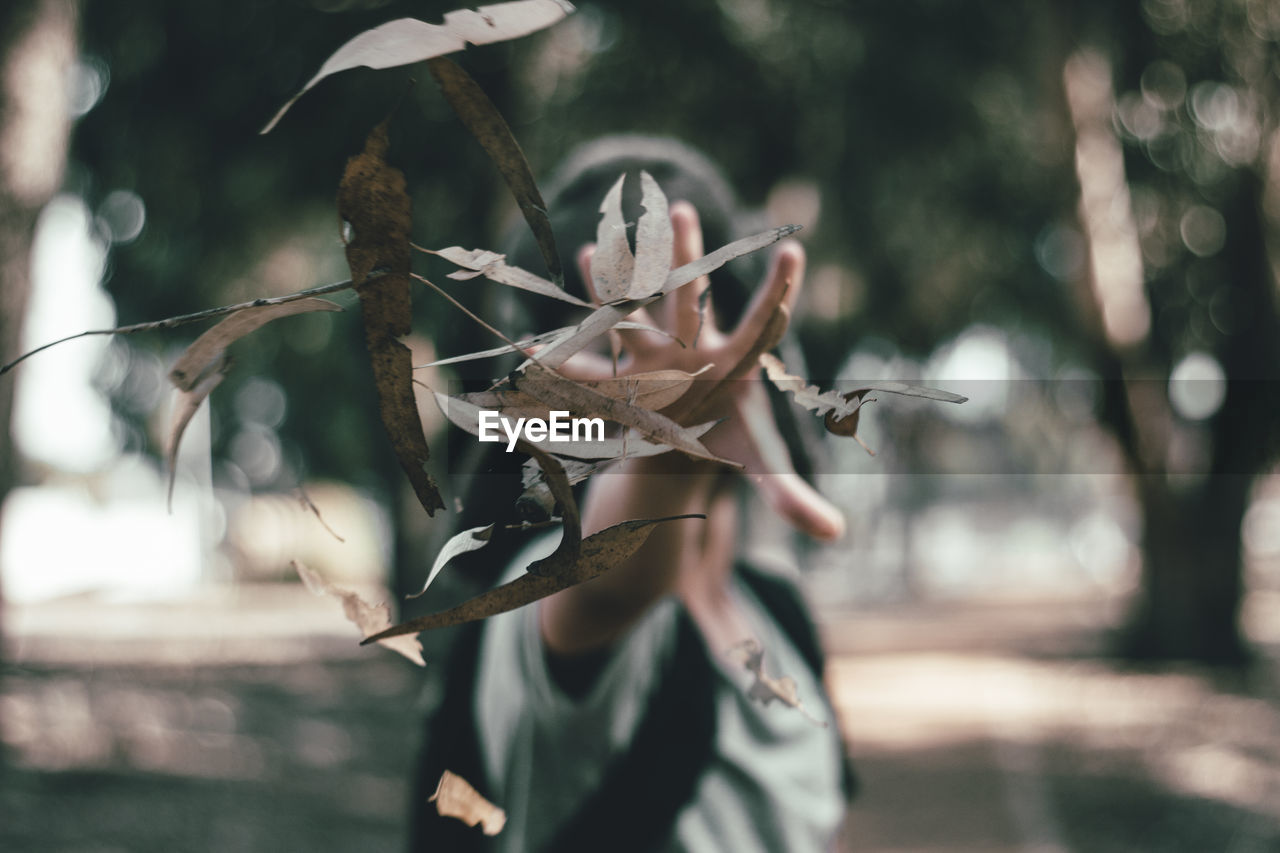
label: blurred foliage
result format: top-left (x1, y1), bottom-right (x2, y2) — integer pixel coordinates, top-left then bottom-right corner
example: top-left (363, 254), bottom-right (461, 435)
top-left (67, 0), bottom-right (1280, 656)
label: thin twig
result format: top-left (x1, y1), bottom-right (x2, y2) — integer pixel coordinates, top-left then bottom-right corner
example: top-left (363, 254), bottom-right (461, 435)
top-left (411, 272), bottom-right (520, 349)
top-left (1, 278), bottom-right (355, 377)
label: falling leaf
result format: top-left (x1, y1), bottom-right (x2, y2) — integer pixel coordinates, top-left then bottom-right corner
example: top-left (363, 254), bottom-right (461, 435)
top-left (628, 172), bottom-right (673, 299)
top-left (261, 0), bottom-right (575, 133)
top-left (758, 352), bottom-right (967, 435)
top-left (430, 770), bottom-right (507, 836)
top-left (339, 119), bottom-right (444, 516)
top-left (166, 356), bottom-right (229, 510)
top-left (727, 639), bottom-right (826, 728)
top-left (407, 524), bottom-right (495, 599)
top-left (362, 514), bottom-right (699, 642)
top-left (589, 175), bottom-right (633, 303)
top-left (429, 247), bottom-right (589, 306)
top-left (426, 57), bottom-right (564, 285)
top-left (294, 560), bottom-right (425, 666)
top-left (168, 298), bottom-right (343, 392)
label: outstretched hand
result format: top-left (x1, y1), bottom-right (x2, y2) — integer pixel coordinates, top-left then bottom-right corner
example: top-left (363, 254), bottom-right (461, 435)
top-left (563, 201), bottom-right (845, 542)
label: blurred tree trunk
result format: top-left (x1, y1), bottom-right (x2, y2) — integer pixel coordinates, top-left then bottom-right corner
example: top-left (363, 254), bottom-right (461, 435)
top-left (0, 0), bottom-right (77, 745)
top-left (1061, 0), bottom-right (1280, 661)
top-left (1119, 171), bottom-right (1280, 662)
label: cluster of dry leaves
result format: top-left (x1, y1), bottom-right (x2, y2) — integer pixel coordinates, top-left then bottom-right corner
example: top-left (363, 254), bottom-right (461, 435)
top-left (3, 0), bottom-right (964, 835)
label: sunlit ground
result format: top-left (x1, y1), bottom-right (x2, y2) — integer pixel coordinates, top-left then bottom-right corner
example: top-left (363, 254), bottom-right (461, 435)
top-left (4, 583), bottom-right (1280, 852)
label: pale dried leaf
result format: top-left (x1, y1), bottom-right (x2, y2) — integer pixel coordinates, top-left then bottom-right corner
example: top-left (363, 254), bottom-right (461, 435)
top-left (294, 561), bottom-right (425, 666)
top-left (663, 225), bottom-right (801, 294)
top-left (628, 171), bottom-right (673, 299)
top-left (262, 0), bottom-right (575, 133)
top-left (431, 247), bottom-right (589, 306)
top-left (430, 771), bottom-right (507, 836)
top-left (168, 298), bottom-right (342, 392)
top-left (728, 639), bottom-right (826, 727)
top-left (166, 357), bottom-right (229, 510)
top-left (407, 524), bottom-right (494, 599)
top-left (362, 514), bottom-right (697, 641)
top-left (759, 352), bottom-right (967, 431)
top-left (590, 175), bottom-right (633, 303)
top-left (577, 366), bottom-right (709, 411)
top-left (526, 226), bottom-right (799, 371)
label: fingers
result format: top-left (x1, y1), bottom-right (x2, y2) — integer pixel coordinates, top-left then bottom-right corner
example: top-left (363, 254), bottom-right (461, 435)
top-left (726, 240), bottom-right (805, 359)
top-left (704, 383), bottom-right (845, 541)
top-left (735, 398), bottom-right (845, 541)
top-left (669, 202), bottom-right (712, 344)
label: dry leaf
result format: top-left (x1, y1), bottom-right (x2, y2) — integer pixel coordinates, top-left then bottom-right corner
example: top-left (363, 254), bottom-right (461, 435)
top-left (758, 352), bottom-right (967, 438)
top-left (727, 639), bottom-right (826, 728)
top-left (362, 514), bottom-right (698, 642)
top-left (339, 119), bottom-right (444, 516)
top-left (407, 524), bottom-right (494, 599)
top-left (261, 0), bottom-right (575, 133)
top-left (430, 247), bottom-right (589, 306)
top-left (294, 560), bottom-right (426, 665)
top-left (628, 171), bottom-right (673, 299)
top-left (589, 175), bottom-right (633, 303)
top-left (430, 770), bottom-right (507, 836)
top-left (168, 298), bottom-right (343, 392)
top-left (166, 356), bottom-right (229, 509)
top-left (526, 225), bottom-right (800, 371)
top-left (427, 57), bottom-right (564, 285)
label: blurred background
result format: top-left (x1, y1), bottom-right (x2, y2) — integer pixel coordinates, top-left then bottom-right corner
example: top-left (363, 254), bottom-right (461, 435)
top-left (2, 0), bottom-right (1279, 850)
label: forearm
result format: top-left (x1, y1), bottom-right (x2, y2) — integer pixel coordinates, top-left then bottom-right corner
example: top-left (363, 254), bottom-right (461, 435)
top-left (539, 453), bottom-right (723, 654)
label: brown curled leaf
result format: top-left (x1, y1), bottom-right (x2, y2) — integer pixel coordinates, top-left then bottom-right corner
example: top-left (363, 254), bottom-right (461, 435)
top-left (261, 0), bottom-right (575, 133)
top-left (361, 514), bottom-right (701, 642)
top-left (427, 56), bottom-right (564, 285)
top-left (339, 119), bottom-right (444, 515)
top-left (294, 560), bottom-right (425, 666)
top-left (168, 298), bottom-right (343, 392)
top-left (430, 771), bottom-right (507, 836)
top-left (166, 355), bottom-right (229, 510)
